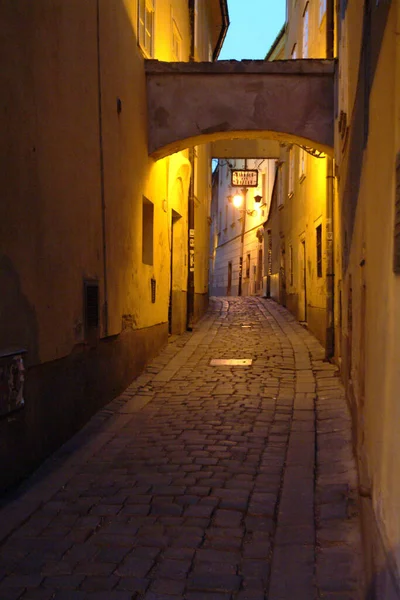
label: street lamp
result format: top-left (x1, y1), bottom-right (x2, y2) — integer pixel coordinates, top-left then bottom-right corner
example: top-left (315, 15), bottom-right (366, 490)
top-left (232, 193), bottom-right (244, 208)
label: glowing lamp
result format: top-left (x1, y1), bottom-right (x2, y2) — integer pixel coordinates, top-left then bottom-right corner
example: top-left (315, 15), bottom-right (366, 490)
top-left (232, 194), bottom-right (244, 208)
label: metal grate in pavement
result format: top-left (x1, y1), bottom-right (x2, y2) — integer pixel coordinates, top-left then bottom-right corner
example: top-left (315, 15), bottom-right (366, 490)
top-left (210, 358), bottom-right (253, 366)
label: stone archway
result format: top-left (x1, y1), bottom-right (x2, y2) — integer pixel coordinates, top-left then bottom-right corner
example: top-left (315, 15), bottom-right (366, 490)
top-left (145, 59), bottom-right (335, 159)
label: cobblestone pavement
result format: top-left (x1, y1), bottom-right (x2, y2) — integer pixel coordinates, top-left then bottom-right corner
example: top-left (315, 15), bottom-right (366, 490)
top-left (0, 298), bottom-right (364, 600)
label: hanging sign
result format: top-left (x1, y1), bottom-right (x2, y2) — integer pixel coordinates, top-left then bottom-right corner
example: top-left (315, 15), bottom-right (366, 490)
top-left (231, 169), bottom-right (258, 187)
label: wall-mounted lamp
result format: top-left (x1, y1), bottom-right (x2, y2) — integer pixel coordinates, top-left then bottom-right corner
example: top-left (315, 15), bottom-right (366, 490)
top-left (232, 193), bottom-right (244, 208)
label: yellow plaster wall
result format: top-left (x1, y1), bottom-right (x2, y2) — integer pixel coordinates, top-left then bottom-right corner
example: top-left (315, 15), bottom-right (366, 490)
top-left (338, 0), bottom-right (400, 576)
top-left (1, 0), bottom-right (210, 364)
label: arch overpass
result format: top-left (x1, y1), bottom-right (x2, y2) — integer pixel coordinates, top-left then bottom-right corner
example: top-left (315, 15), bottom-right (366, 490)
top-left (145, 59), bottom-right (336, 159)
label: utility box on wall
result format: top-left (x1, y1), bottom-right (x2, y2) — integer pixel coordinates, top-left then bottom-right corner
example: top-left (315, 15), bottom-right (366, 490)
top-left (0, 349), bottom-right (26, 417)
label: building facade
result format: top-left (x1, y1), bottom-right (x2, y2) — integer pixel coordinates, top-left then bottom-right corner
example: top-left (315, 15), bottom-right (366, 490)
top-left (0, 0), bottom-right (228, 492)
top-left (266, 0), bottom-right (400, 594)
top-left (336, 1), bottom-right (400, 595)
top-left (265, 0), bottom-right (333, 348)
top-left (209, 158), bottom-right (276, 297)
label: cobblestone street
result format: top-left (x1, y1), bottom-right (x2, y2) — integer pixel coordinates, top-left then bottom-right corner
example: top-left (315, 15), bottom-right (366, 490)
top-left (0, 298), bottom-right (363, 600)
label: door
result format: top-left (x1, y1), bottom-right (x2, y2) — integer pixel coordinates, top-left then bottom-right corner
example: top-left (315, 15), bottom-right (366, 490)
top-left (298, 238), bottom-right (307, 322)
top-left (279, 241), bottom-right (286, 306)
top-left (257, 247), bottom-right (263, 293)
top-left (227, 262), bottom-right (232, 295)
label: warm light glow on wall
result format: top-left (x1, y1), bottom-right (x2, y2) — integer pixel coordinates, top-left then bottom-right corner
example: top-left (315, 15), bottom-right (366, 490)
top-left (233, 194), bottom-right (243, 208)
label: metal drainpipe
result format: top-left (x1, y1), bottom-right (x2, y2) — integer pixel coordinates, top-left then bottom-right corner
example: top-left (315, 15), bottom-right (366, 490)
top-left (187, 148), bottom-right (195, 330)
top-left (325, 0), bottom-right (335, 358)
top-left (186, 1), bottom-right (195, 331)
top-left (96, 0), bottom-right (108, 336)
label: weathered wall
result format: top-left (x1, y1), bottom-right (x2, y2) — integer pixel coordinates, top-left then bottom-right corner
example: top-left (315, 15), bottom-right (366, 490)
top-left (0, 0), bottom-right (214, 491)
top-left (337, 0), bottom-right (400, 593)
top-left (146, 59), bottom-right (336, 159)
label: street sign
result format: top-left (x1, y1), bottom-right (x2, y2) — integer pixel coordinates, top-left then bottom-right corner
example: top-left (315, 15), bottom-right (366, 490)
top-left (231, 169), bottom-right (258, 187)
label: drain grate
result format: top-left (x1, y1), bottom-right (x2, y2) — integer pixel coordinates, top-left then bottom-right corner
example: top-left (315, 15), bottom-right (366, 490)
top-left (210, 359), bottom-right (253, 366)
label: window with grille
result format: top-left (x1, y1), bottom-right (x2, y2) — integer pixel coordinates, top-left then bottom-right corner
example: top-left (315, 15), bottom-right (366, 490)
top-left (316, 224), bottom-right (322, 277)
top-left (138, 0), bottom-right (154, 57)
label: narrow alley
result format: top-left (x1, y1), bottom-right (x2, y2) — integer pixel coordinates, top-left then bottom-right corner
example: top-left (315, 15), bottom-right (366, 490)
top-left (0, 298), bottom-right (363, 600)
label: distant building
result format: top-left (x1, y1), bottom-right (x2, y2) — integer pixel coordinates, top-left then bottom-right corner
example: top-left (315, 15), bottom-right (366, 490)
top-left (209, 158), bottom-right (276, 297)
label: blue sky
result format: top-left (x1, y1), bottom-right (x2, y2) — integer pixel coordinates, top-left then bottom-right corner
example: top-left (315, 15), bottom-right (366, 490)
top-left (219, 0), bottom-right (286, 60)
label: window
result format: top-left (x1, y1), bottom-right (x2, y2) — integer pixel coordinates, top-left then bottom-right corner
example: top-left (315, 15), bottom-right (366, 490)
top-left (289, 245), bottom-right (294, 286)
top-left (299, 148), bottom-right (306, 181)
top-left (172, 16), bottom-right (182, 61)
top-left (277, 167), bottom-right (284, 208)
top-left (288, 147), bottom-right (295, 197)
top-left (224, 205), bottom-right (228, 230)
top-left (138, 0), bottom-right (154, 57)
top-left (246, 254), bottom-right (251, 278)
top-left (142, 196), bottom-right (154, 265)
top-left (319, 0), bottom-right (327, 23)
top-left (302, 3), bottom-right (309, 58)
top-left (291, 43), bottom-right (297, 60)
top-left (316, 224), bottom-right (322, 277)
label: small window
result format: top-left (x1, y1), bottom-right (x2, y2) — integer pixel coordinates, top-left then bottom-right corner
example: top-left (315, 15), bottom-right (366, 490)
top-left (316, 224), bottom-right (322, 277)
top-left (142, 196), bottom-right (154, 265)
top-left (291, 43), bottom-right (297, 60)
top-left (299, 148), bottom-right (306, 181)
top-left (138, 0), bottom-right (154, 57)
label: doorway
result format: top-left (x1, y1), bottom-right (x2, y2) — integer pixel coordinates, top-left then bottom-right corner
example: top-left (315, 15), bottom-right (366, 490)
top-left (257, 247), bottom-right (263, 293)
top-left (299, 238), bottom-right (307, 322)
top-left (169, 209), bottom-right (183, 334)
top-left (227, 262), bottom-right (232, 296)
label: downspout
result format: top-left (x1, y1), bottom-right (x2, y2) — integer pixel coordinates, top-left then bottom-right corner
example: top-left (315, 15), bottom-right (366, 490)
top-left (325, 0), bottom-right (335, 358)
top-left (187, 0), bottom-right (195, 330)
top-left (187, 148), bottom-right (195, 330)
top-left (96, 0), bottom-right (108, 336)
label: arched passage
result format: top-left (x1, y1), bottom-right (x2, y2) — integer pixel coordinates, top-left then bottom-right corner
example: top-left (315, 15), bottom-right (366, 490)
top-left (145, 59), bottom-right (335, 159)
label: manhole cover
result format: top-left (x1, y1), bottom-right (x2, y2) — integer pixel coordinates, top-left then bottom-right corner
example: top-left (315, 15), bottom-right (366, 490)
top-left (210, 359), bottom-right (253, 366)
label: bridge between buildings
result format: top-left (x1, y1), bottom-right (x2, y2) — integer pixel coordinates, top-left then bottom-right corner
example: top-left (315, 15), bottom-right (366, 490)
top-left (145, 59), bottom-right (336, 159)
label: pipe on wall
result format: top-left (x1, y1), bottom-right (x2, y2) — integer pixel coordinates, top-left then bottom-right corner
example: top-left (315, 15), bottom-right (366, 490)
top-left (325, 0), bottom-right (335, 358)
